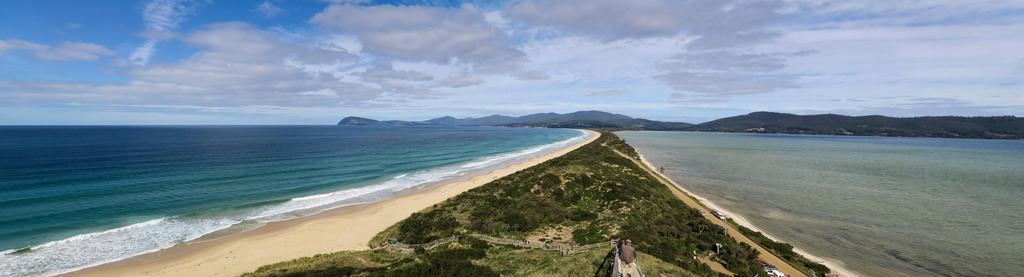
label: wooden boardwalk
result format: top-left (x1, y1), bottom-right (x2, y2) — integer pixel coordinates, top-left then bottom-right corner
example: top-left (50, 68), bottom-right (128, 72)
top-left (375, 233), bottom-right (608, 256)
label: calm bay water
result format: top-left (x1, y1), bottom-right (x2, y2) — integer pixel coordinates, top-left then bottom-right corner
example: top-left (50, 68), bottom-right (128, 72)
top-left (618, 131), bottom-right (1024, 277)
top-left (0, 126), bottom-right (582, 276)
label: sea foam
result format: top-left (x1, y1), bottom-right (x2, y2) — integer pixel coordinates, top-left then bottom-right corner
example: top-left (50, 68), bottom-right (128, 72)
top-left (0, 130), bottom-right (587, 277)
top-left (0, 217), bottom-right (237, 277)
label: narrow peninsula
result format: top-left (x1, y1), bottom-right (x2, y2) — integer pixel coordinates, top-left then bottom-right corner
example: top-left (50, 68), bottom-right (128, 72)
top-left (244, 132), bottom-right (832, 277)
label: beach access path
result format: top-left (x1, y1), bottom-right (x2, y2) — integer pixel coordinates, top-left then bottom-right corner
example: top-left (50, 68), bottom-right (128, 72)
top-left (608, 147), bottom-right (810, 277)
top-left (68, 130), bottom-right (599, 277)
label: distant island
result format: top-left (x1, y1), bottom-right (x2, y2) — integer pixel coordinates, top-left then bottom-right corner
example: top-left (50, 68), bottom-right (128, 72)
top-left (338, 110), bottom-right (694, 131)
top-left (341, 111), bottom-right (1024, 140)
top-left (689, 112), bottom-right (1024, 139)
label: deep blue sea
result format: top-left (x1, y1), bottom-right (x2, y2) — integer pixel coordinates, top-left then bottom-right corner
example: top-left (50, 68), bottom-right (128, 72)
top-left (0, 126), bottom-right (584, 276)
top-left (619, 131), bottom-right (1024, 277)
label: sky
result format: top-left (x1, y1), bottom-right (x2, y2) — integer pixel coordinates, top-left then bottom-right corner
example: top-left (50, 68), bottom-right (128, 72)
top-left (1, 0), bottom-right (1022, 125)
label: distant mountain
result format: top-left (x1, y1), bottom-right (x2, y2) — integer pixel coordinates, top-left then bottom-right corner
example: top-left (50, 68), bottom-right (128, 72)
top-left (687, 112), bottom-right (1024, 139)
top-left (336, 116), bottom-right (426, 126)
top-left (338, 111), bottom-right (693, 130)
top-left (422, 114), bottom-right (518, 125)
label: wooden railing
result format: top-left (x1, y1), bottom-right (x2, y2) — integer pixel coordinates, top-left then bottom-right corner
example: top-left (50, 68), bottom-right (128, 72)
top-left (376, 235), bottom-right (646, 277)
top-left (613, 241), bottom-right (644, 277)
top-left (375, 234), bottom-right (608, 256)
top-left (468, 234), bottom-right (608, 255)
top-left (375, 236), bottom-right (460, 254)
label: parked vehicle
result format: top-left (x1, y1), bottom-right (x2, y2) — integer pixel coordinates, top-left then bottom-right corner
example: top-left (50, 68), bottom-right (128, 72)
top-left (711, 209), bottom-right (728, 220)
top-left (764, 264), bottom-right (786, 277)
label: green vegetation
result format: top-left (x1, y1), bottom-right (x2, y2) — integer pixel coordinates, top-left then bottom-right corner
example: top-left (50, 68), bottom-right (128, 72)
top-left (689, 111), bottom-right (1024, 139)
top-left (729, 220), bottom-right (830, 276)
top-left (243, 250), bottom-right (404, 276)
top-left (375, 133), bottom-right (769, 275)
top-left (477, 244), bottom-right (695, 276)
top-left (247, 236), bottom-right (694, 277)
top-left (246, 238), bottom-right (498, 277)
top-left (249, 132), bottom-right (829, 276)
top-left (604, 133), bottom-right (640, 159)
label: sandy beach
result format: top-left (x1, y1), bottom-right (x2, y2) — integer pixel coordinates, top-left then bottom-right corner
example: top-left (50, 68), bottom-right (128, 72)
top-left (68, 130), bottom-right (598, 277)
top-left (634, 153), bottom-right (861, 277)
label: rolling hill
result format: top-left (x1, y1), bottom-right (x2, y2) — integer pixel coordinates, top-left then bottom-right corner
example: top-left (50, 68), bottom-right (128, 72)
top-left (338, 111), bottom-right (694, 130)
top-left (339, 110), bottom-right (1024, 139)
top-left (687, 112), bottom-right (1024, 139)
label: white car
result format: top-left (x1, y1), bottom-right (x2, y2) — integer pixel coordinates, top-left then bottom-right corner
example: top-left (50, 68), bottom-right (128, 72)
top-left (764, 264), bottom-right (786, 277)
top-left (711, 209), bottom-right (728, 220)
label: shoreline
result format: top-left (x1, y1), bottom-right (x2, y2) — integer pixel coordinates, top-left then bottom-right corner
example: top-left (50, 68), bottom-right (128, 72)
top-left (634, 153), bottom-right (861, 277)
top-left (66, 129), bottom-right (598, 277)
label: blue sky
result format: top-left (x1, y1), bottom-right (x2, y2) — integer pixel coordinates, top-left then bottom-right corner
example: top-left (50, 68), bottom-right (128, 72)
top-left (1, 0), bottom-right (1022, 124)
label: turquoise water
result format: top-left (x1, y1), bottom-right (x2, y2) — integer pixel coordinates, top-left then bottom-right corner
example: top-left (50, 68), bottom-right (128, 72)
top-left (0, 126), bottom-right (583, 276)
top-left (618, 131), bottom-right (1024, 277)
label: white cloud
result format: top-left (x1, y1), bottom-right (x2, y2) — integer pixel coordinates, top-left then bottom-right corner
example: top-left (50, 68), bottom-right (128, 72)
top-left (748, 22), bottom-right (1024, 114)
top-left (357, 63), bottom-right (434, 82)
top-left (3, 22), bottom-right (385, 108)
top-left (503, 0), bottom-right (802, 98)
top-left (657, 50), bottom-right (797, 96)
top-left (131, 0), bottom-right (199, 65)
top-left (326, 36), bottom-right (363, 53)
top-left (506, 0), bottom-right (787, 49)
top-left (586, 89), bottom-right (625, 97)
top-left (33, 42), bottom-right (115, 61)
top-left (439, 73), bottom-right (485, 88)
top-left (510, 70), bottom-right (549, 81)
top-left (142, 0), bottom-right (196, 32)
top-left (519, 35), bottom-right (680, 85)
top-left (6, 0), bottom-right (1024, 124)
top-left (0, 39), bottom-right (113, 61)
top-left (299, 89), bottom-right (338, 97)
top-left (255, 1), bottom-right (284, 18)
top-left (129, 40), bottom-right (157, 65)
top-left (0, 39), bottom-right (46, 54)
top-left (786, 0), bottom-right (1024, 22)
top-left (351, 62), bottom-right (449, 97)
top-left (767, 23), bottom-right (1024, 87)
top-left (129, 22), bottom-right (370, 105)
top-left (659, 69), bottom-right (795, 97)
top-left (311, 4), bottom-right (525, 72)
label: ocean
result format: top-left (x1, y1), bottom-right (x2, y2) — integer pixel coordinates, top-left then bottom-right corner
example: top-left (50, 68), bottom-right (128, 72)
top-left (0, 125), bottom-right (584, 276)
top-left (618, 131), bottom-right (1024, 277)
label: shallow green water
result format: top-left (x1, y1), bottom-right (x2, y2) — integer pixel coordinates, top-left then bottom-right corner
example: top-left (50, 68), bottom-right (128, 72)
top-left (618, 131), bottom-right (1024, 277)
